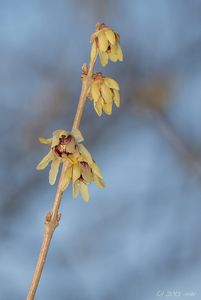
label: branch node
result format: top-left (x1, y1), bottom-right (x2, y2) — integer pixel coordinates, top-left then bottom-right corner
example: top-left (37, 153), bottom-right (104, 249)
top-left (82, 63), bottom-right (88, 75)
top-left (45, 212), bottom-right (52, 224)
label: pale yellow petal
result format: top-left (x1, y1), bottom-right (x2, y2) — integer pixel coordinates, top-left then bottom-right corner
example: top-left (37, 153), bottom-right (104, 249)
top-left (61, 166), bottom-right (72, 191)
top-left (108, 51), bottom-right (118, 62)
top-left (113, 89), bottom-right (120, 107)
top-left (98, 50), bottom-right (108, 67)
top-left (90, 41), bottom-right (97, 62)
top-left (115, 32), bottom-right (120, 43)
top-left (65, 138), bottom-right (76, 154)
top-left (97, 31), bottom-right (108, 52)
top-left (61, 176), bottom-right (71, 192)
top-left (102, 101), bottom-right (112, 115)
top-left (71, 128), bottom-right (84, 143)
top-left (99, 97), bottom-right (105, 105)
top-left (110, 43), bottom-right (118, 54)
top-left (104, 78), bottom-right (120, 90)
top-left (64, 155), bottom-right (74, 165)
top-left (91, 82), bottom-right (101, 102)
top-left (78, 144), bottom-right (93, 164)
top-left (94, 100), bottom-right (103, 116)
top-left (100, 83), bottom-right (113, 102)
top-left (91, 162), bottom-right (103, 179)
top-left (38, 137), bottom-right (52, 144)
top-left (36, 150), bottom-right (53, 170)
top-left (49, 159), bottom-right (61, 185)
top-left (116, 43), bottom-right (123, 61)
top-left (80, 182), bottom-right (89, 202)
top-left (94, 174), bottom-right (106, 188)
top-left (72, 181), bottom-right (80, 199)
top-left (108, 43), bottom-right (119, 62)
top-left (105, 29), bottom-right (116, 45)
top-left (72, 163), bottom-right (81, 183)
top-left (80, 163), bottom-right (92, 183)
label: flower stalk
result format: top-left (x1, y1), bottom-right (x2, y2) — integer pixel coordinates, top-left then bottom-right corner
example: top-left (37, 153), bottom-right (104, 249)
top-left (26, 23), bottom-right (123, 299)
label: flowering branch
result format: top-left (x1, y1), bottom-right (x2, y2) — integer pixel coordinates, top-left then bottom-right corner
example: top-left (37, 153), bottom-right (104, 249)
top-left (26, 23), bottom-right (123, 300)
top-left (26, 55), bottom-right (95, 300)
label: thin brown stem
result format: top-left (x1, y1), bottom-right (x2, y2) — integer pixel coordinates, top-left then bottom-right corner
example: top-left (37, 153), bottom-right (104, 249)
top-left (72, 58), bottom-right (96, 130)
top-left (27, 52), bottom-right (96, 299)
top-left (26, 162), bottom-right (67, 300)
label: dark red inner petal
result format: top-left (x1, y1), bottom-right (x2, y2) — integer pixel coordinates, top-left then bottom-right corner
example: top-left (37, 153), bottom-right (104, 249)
top-left (54, 145), bottom-right (63, 157)
top-left (59, 135), bottom-right (72, 145)
top-left (80, 161), bottom-right (89, 168)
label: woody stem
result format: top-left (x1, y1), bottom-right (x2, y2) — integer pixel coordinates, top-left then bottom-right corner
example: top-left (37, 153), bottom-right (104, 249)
top-left (72, 57), bottom-right (96, 130)
top-left (26, 56), bottom-right (96, 299)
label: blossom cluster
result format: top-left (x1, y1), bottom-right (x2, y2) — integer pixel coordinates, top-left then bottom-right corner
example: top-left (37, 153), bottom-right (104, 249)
top-left (89, 23), bottom-right (123, 116)
top-left (36, 129), bottom-right (105, 201)
top-left (36, 24), bottom-right (123, 201)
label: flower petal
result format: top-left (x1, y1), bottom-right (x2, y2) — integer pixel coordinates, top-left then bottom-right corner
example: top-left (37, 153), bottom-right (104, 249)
top-left (36, 150), bottom-right (53, 170)
top-left (80, 163), bottom-right (92, 183)
top-left (91, 162), bottom-right (103, 179)
top-left (98, 50), bottom-right (108, 67)
top-left (61, 166), bottom-right (72, 191)
top-left (111, 43), bottom-right (118, 53)
top-left (94, 174), bottom-right (106, 188)
top-left (108, 51), bottom-right (118, 62)
top-left (72, 163), bottom-right (81, 183)
top-left (102, 101), bottom-right (112, 115)
top-left (116, 44), bottom-right (123, 61)
top-left (105, 29), bottom-right (116, 45)
top-left (80, 182), bottom-right (89, 202)
top-left (99, 97), bottom-right (105, 105)
top-left (94, 100), bottom-right (103, 116)
top-left (71, 128), bottom-right (84, 143)
top-left (78, 144), bottom-right (93, 164)
top-left (98, 31), bottom-right (108, 52)
top-left (91, 82), bottom-right (101, 102)
top-left (38, 137), bottom-right (52, 144)
top-left (113, 90), bottom-right (120, 107)
top-left (104, 78), bottom-right (120, 90)
top-left (65, 138), bottom-right (76, 153)
top-left (52, 129), bottom-right (69, 148)
top-left (100, 83), bottom-right (113, 102)
top-left (49, 159), bottom-right (61, 185)
top-left (72, 181), bottom-right (80, 198)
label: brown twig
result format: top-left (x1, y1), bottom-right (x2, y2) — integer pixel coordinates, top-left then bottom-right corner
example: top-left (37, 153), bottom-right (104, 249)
top-left (72, 60), bottom-right (95, 130)
top-left (156, 110), bottom-right (201, 181)
top-left (26, 56), bottom-right (96, 299)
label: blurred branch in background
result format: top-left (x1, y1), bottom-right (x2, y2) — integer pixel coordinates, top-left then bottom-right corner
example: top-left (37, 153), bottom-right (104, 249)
top-left (156, 111), bottom-right (201, 182)
top-left (132, 76), bottom-right (201, 183)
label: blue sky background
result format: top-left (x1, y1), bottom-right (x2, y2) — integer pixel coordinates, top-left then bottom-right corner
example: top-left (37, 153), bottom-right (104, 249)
top-left (1, 0), bottom-right (201, 299)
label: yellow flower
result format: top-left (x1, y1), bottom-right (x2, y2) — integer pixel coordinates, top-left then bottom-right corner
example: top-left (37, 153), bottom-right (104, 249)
top-left (90, 23), bottom-right (123, 66)
top-left (89, 72), bottom-right (120, 116)
top-left (36, 129), bottom-right (105, 202)
top-left (36, 129), bottom-right (83, 185)
top-left (62, 143), bottom-right (105, 202)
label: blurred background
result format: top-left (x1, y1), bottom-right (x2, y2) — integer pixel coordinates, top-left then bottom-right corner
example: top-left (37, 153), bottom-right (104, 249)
top-left (1, 0), bottom-right (201, 299)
